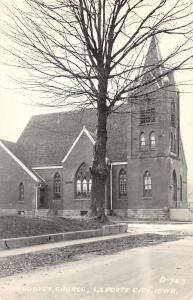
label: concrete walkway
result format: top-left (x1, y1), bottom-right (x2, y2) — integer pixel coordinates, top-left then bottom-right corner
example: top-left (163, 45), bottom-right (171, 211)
top-left (0, 232), bottom-right (130, 258)
top-left (1, 222), bottom-right (193, 259)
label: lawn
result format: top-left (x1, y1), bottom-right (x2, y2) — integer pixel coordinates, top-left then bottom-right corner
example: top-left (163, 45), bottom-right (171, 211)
top-left (0, 215), bottom-right (105, 239)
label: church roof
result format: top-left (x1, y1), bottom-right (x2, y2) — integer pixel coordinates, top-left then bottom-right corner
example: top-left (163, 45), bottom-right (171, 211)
top-left (0, 139), bottom-right (44, 182)
top-left (12, 109), bottom-right (128, 167)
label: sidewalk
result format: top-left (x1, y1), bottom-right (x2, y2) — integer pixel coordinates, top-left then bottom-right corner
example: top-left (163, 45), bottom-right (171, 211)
top-left (0, 232), bottom-right (130, 258)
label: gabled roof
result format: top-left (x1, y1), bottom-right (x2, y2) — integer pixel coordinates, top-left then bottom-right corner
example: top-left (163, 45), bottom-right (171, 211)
top-left (62, 126), bottom-right (95, 163)
top-left (15, 109), bottom-right (128, 166)
top-left (0, 140), bottom-right (41, 182)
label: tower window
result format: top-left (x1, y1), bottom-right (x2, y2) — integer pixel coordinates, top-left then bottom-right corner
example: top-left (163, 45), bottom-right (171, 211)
top-left (140, 132), bottom-right (146, 150)
top-left (19, 182), bottom-right (24, 202)
top-left (171, 101), bottom-right (176, 127)
top-left (54, 172), bottom-right (61, 199)
top-left (174, 134), bottom-right (176, 153)
top-left (180, 175), bottom-right (183, 201)
top-left (75, 163), bottom-right (91, 198)
top-left (171, 132), bottom-right (177, 153)
top-left (140, 108), bottom-right (155, 124)
top-left (119, 169), bottom-right (127, 196)
top-left (171, 133), bottom-right (173, 152)
top-left (150, 132), bottom-right (156, 149)
top-left (143, 171), bottom-right (152, 197)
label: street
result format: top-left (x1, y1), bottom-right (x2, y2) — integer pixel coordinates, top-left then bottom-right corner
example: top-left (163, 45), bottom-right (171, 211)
top-left (0, 228), bottom-right (193, 300)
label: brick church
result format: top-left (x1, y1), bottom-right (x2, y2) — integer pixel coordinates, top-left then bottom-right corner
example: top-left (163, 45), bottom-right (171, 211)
top-left (0, 37), bottom-right (188, 219)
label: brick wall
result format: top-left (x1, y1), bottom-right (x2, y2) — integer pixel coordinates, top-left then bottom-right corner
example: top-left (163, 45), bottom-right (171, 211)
top-left (62, 133), bottom-right (93, 212)
top-left (127, 157), bottom-right (170, 209)
top-left (0, 146), bottom-right (37, 212)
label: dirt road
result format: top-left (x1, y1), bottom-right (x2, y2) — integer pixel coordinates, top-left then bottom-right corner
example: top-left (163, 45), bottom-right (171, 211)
top-left (0, 235), bottom-right (193, 300)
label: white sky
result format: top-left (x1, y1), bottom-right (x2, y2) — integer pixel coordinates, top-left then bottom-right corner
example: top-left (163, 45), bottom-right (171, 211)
top-left (0, 0), bottom-right (193, 194)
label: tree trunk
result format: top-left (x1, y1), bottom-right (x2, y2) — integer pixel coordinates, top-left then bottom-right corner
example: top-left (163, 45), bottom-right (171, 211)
top-left (90, 75), bottom-right (109, 221)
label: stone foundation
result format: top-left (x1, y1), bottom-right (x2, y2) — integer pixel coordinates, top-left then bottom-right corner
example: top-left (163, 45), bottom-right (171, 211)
top-left (58, 209), bottom-right (89, 217)
top-left (113, 209), bottom-right (169, 220)
top-left (0, 209), bottom-right (35, 216)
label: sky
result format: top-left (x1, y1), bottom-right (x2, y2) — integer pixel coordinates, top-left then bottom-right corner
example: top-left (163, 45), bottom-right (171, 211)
top-left (0, 0), bottom-right (193, 195)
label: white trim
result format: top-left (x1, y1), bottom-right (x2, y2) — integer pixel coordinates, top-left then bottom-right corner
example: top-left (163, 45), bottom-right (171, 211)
top-left (83, 126), bottom-right (95, 144)
top-left (0, 141), bottom-right (39, 182)
top-left (111, 162), bottom-right (128, 166)
top-left (32, 166), bottom-right (63, 170)
top-left (61, 126), bottom-right (95, 163)
top-left (32, 169), bottom-right (46, 183)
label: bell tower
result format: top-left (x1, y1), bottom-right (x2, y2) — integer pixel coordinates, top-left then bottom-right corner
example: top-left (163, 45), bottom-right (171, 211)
top-left (126, 36), bottom-right (186, 220)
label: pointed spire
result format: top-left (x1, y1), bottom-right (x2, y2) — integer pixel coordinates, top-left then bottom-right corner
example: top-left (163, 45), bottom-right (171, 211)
top-left (141, 35), bottom-right (167, 87)
top-left (144, 35), bottom-right (162, 69)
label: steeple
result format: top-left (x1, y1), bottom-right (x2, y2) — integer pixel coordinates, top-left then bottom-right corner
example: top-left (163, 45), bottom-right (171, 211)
top-left (144, 35), bottom-right (162, 69)
top-left (142, 35), bottom-right (166, 86)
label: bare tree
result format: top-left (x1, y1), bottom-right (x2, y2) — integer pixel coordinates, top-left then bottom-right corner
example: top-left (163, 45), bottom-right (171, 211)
top-left (2, 0), bottom-right (193, 220)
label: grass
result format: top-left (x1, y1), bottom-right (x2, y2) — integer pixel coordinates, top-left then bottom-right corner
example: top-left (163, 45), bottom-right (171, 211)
top-left (0, 215), bottom-right (106, 239)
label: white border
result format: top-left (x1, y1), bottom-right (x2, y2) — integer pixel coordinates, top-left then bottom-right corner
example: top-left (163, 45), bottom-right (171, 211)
top-left (0, 141), bottom-right (39, 182)
top-left (61, 126), bottom-right (95, 163)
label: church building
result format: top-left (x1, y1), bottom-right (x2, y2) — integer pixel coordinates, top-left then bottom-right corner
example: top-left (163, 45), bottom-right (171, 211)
top-left (0, 37), bottom-right (188, 219)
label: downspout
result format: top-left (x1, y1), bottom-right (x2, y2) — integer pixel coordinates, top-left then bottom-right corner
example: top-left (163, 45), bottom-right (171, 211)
top-left (35, 183), bottom-right (38, 215)
top-left (110, 164), bottom-right (113, 212)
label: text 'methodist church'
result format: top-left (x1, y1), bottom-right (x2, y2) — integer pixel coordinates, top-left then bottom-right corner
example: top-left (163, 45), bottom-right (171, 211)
top-left (0, 37), bottom-right (188, 220)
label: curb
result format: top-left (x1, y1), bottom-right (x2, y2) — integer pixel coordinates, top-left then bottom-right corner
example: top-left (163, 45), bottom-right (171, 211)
top-left (0, 223), bottom-right (127, 250)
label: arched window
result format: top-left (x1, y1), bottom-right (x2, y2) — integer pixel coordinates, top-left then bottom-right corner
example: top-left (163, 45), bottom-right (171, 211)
top-left (171, 133), bottom-right (173, 152)
top-left (150, 132), bottom-right (156, 149)
top-left (140, 132), bottom-right (146, 150)
top-left (75, 163), bottom-right (91, 197)
top-left (82, 178), bottom-right (87, 193)
top-left (88, 179), bottom-right (92, 193)
top-left (171, 101), bottom-right (176, 127)
top-left (174, 134), bottom-right (176, 153)
top-left (54, 172), bottom-right (61, 199)
top-left (180, 175), bottom-right (183, 201)
top-left (143, 171), bottom-right (152, 197)
top-left (172, 170), bottom-right (177, 206)
top-left (119, 169), bottom-right (127, 196)
top-left (19, 183), bottom-right (24, 202)
top-left (76, 177), bottom-right (81, 194)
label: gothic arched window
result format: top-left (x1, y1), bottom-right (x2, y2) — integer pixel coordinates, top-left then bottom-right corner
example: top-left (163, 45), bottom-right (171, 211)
top-left (75, 163), bottom-right (91, 198)
top-left (174, 134), bottom-right (176, 153)
top-left (119, 169), bottom-right (127, 196)
top-left (19, 182), bottom-right (24, 202)
top-left (88, 179), bottom-right (92, 193)
top-left (180, 175), bottom-right (183, 201)
top-left (172, 170), bottom-right (177, 205)
top-left (143, 171), bottom-right (152, 197)
top-left (140, 132), bottom-right (146, 150)
top-left (150, 132), bottom-right (156, 149)
top-left (171, 133), bottom-right (174, 152)
top-left (54, 172), bottom-right (61, 199)
top-left (171, 101), bottom-right (176, 127)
